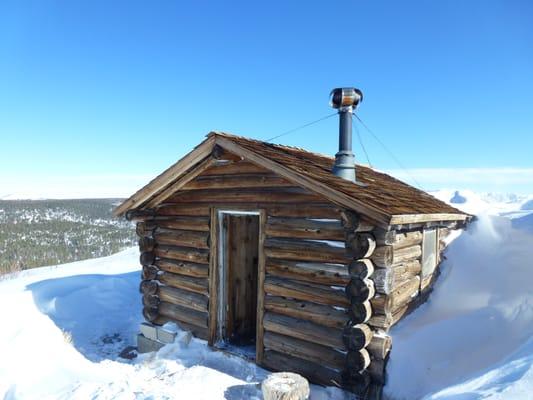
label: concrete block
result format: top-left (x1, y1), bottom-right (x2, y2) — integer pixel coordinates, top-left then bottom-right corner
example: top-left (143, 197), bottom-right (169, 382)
top-left (156, 327), bottom-right (177, 344)
top-left (139, 322), bottom-right (158, 341)
top-left (137, 334), bottom-right (164, 353)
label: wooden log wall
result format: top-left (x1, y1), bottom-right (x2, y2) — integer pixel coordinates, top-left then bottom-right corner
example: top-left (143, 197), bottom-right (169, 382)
top-left (368, 228), bottom-right (427, 332)
top-left (137, 208), bottom-right (211, 340)
top-left (262, 208), bottom-right (367, 392)
top-left (262, 207), bottom-right (385, 396)
top-left (338, 210), bottom-right (385, 397)
top-left (337, 211), bottom-right (451, 396)
top-left (130, 154), bottom-right (453, 398)
top-left (134, 157), bottom-right (360, 388)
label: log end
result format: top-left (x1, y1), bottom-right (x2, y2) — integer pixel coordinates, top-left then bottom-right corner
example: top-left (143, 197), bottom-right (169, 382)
top-left (140, 251), bottom-right (156, 267)
top-left (349, 301), bottom-right (372, 324)
top-left (348, 259), bottom-right (375, 280)
top-left (346, 348), bottom-right (371, 373)
top-left (346, 232), bottom-right (377, 259)
top-left (140, 279), bottom-right (159, 296)
top-left (346, 278), bottom-right (376, 303)
top-left (142, 306), bottom-right (159, 323)
top-left (142, 265), bottom-right (159, 280)
top-left (342, 323), bottom-right (373, 350)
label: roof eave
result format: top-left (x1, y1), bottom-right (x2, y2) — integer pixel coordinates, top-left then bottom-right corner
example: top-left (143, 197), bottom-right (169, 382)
top-left (113, 135), bottom-right (216, 217)
top-left (389, 213), bottom-right (472, 226)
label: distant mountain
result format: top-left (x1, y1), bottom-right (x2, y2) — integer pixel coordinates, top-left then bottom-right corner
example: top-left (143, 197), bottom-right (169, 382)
top-left (430, 189), bottom-right (531, 216)
top-left (0, 199), bottom-right (136, 274)
top-left (450, 191), bottom-right (467, 204)
top-left (480, 192), bottom-right (528, 205)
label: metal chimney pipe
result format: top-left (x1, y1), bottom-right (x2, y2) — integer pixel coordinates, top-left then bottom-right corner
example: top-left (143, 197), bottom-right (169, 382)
top-left (330, 87), bottom-right (363, 182)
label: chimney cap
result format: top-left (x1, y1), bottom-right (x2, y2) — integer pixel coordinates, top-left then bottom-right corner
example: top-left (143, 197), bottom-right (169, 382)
top-left (330, 87), bottom-right (363, 109)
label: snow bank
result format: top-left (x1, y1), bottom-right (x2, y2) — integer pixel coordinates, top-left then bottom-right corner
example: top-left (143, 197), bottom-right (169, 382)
top-left (428, 336), bottom-right (533, 399)
top-left (520, 198), bottom-right (533, 211)
top-left (0, 249), bottom-right (142, 399)
top-left (0, 248), bottom-right (348, 400)
top-left (512, 213), bottom-right (533, 234)
top-left (385, 213), bottom-right (533, 399)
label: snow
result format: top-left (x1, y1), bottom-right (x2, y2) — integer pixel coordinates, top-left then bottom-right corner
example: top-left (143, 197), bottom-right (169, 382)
top-left (385, 191), bottom-right (533, 399)
top-left (2, 189), bottom-right (533, 399)
top-left (427, 337), bottom-right (533, 399)
top-left (520, 198), bottom-right (533, 211)
top-left (309, 239), bottom-right (346, 248)
top-left (511, 213), bottom-right (533, 234)
top-left (0, 248), bottom-right (347, 400)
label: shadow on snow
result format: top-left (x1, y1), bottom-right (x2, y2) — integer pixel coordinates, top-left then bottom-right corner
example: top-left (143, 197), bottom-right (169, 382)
top-left (26, 271), bottom-right (143, 362)
top-left (25, 271), bottom-right (270, 398)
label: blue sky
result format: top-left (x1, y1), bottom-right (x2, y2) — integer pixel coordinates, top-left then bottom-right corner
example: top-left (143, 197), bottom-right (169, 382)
top-left (1, 0), bottom-right (532, 197)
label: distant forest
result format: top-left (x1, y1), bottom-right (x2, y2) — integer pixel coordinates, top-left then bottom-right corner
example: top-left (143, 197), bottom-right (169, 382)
top-left (0, 199), bottom-right (136, 275)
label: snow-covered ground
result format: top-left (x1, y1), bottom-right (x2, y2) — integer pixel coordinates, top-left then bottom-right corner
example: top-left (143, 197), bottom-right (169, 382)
top-left (1, 190), bottom-right (532, 399)
top-left (0, 249), bottom-right (346, 400)
top-left (384, 190), bottom-right (533, 399)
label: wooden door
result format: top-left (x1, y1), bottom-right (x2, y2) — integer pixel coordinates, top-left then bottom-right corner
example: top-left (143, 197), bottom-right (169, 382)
top-left (223, 214), bottom-right (260, 345)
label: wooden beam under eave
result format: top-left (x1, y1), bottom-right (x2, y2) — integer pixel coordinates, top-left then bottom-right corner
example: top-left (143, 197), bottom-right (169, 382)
top-left (144, 156), bottom-right (216, 208)
top-left (113, 136), bottom-right (216, 216)
top-left (214, 135), bottom-right (391, 228)
top-left (389, 213), bottom-right (470, 225)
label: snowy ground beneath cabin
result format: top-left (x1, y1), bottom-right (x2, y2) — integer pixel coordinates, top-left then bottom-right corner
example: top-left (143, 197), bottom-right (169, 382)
top-left (0, 190), bottom-right (532, 399)
top-left (0, 248), bottom-right (347, 400)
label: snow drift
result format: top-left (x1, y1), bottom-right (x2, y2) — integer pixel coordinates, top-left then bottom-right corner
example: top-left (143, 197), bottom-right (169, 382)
top-left (385, 215), bottom-right (533, 399)
top-left (0, 249), bottom-right (346, 400)
top-left (512, 213), bottom-right (533, 234)
top-left (384, 191), bottom-right (533, 399)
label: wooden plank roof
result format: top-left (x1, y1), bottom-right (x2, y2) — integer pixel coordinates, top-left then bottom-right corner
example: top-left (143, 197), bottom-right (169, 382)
top-left (114, 132), bottom-right (470, 227)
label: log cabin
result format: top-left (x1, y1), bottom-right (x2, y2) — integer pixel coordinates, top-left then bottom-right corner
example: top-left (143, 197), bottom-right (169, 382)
top-left (114, 88), bottom-right (471, 398)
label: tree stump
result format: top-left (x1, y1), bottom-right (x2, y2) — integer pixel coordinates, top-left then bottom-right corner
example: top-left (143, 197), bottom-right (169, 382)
top-left (261, 372), bottom-right (310, 400)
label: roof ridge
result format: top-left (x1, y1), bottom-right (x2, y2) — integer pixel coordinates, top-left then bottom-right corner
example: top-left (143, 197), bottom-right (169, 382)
top-left (208, 130), bottom-right (333, 158)
top-left (208, 130), bottom-right (376, 168)
top-left (209, 131), bottom-right (468, 217)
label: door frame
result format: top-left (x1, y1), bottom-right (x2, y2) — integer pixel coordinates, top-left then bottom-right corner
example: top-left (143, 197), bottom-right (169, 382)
top-left (208, 207), bottom-right (266, 363)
